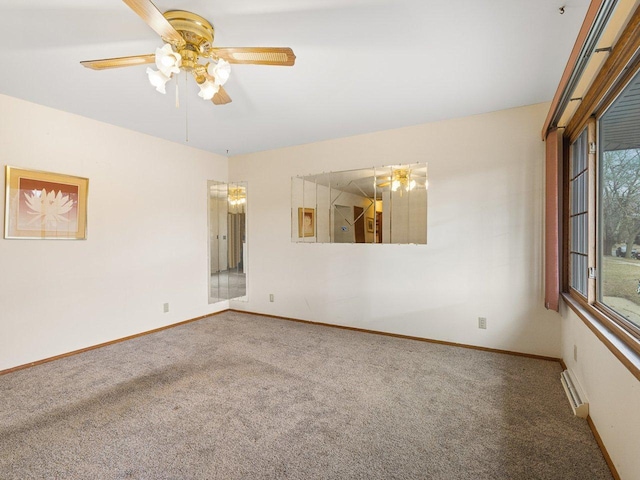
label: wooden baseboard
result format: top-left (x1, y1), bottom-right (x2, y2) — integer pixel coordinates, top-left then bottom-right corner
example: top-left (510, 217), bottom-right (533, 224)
top-left (587, 416), bottom-right (621, 480)
top-left (1, 308), bottom-right (564, 375)
top-left (0, 310), bottom-right (227, 376)
top-left (229, 309), bottom-right (564, 364)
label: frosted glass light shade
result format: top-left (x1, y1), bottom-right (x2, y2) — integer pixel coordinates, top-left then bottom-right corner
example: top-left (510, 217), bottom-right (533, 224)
top-left (198, 79), bottom-right (220, 100)
top-left (207, 59), bottom-right (231, 86)
top-left (146, 68), bottom-right (170, 94)
top-left (155, 44), bottom-right (182, 77)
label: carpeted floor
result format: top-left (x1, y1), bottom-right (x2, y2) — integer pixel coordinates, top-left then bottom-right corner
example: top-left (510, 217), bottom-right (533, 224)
top-left (0, 311), bottom-right (612, 479)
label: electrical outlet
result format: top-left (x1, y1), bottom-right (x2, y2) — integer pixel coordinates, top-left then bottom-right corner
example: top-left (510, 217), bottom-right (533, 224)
top-left (574, 344), bottom-right (578, 362)
top-left (163, 303), bottom-right (169, 313)
top-left (269, 294), bottom-right (274, 302)
top-left (478, 317), bottom-right (487, 329)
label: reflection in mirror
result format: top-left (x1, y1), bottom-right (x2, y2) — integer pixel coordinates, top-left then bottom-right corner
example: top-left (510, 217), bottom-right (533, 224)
top-left (292, 164), bottom-right (427, 244)
top-left (208, 180), bottom-right (248, 303)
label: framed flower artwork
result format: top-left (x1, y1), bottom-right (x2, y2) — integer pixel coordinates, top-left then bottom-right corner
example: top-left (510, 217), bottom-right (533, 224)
top-left (4, 166), bottom-right (89, 240)
top-left (298, 207), bottom-right (315, 238)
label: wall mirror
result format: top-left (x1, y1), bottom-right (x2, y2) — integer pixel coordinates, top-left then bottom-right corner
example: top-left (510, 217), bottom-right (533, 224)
top-left (208, 180), bottom-right (247, 303)
top-left (292, 163), bottom-right (427, 244)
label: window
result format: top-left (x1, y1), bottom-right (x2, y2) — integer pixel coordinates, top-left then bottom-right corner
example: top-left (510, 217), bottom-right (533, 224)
top-left (564, 66), bottom-right (640, 353)
top-left (569, 129), bottom-right (589, 297)
top-left (598, 71), bottom-right (640, 332)
top-left (547, 0), bottom-right (640, 377)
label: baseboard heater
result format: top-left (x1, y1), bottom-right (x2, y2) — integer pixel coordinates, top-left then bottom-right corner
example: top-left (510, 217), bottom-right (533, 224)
top-left (560, 369), bottom-right (588, 418)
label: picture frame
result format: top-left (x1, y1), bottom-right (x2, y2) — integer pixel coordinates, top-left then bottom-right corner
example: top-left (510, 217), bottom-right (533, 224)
top-left (366, 216), bottom-right (374, 233)
top-left (4, 166), bottom-right (89, 240)
top-left (298, 207), bottom-right (315, 237)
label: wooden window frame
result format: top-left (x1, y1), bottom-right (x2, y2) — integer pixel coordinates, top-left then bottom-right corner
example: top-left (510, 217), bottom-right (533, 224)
top-left (567, 127), bottom-right (591, 299)
top-left (560, 4), bottom-right (640, 380)
top-left (564, 73), bottom-right (640, 352)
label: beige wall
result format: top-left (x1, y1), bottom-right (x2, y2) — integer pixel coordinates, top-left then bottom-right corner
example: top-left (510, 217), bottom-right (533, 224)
top-left (0, 94), bottom-right (229, 371)
top-left (560, 305), bottom-right (640, 479)
top-left (230, 102), bottom-right (562, 357)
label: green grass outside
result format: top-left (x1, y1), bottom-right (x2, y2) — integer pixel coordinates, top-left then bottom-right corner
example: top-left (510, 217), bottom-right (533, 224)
top-left (600, 255), bottom-right (640, 328)
top-left (601, 255), bottom-right (640, 305)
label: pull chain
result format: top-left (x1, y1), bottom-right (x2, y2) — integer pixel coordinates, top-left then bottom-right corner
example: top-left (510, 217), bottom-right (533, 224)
top-left (175, 73), bottom-right (179, 108)
top-left (185, 73), bottom-right (189, 142)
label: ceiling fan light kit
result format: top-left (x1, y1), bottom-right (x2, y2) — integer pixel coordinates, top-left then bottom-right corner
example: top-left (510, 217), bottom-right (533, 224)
top-left (145, 41), bottom-right (231, 100)
top-left (391, 169), bottom-right (417, 193)
top-left (81, 0), bottom-right (296, 106)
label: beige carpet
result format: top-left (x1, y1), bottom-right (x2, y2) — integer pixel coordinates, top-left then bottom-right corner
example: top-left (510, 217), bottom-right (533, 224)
top-left (0, 311), bottom-right (612, 479)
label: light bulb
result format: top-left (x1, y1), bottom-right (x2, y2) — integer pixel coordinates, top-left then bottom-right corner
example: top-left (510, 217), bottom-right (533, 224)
top-left (391, 180), bottom-right (400, 192)
top-left (198, 80), bottom-right (220, 100)
top-left (146, 68), bottom-right (170, 94)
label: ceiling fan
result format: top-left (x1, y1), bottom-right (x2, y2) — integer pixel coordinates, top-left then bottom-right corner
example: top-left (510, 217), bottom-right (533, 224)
top-left (377, 169), bottom-right (418, 192)
top-left (80, 0), bottom-right (296, 105)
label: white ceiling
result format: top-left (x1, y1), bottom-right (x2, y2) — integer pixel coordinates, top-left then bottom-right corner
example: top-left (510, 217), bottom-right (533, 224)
top-left (0, 0), bottom-right (590, 156)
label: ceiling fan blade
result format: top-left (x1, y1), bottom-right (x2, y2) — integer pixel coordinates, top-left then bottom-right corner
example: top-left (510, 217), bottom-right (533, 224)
top-left (80, 54), bottom-right (155, 70)
top-left (377, 181), bottom-right (391, 188)
top-left (210, 47), bottom-right (296, 66)
top-left (212, 86), bottom-right (232, 105)
top-left (122, 0), bottom-right (185, 47)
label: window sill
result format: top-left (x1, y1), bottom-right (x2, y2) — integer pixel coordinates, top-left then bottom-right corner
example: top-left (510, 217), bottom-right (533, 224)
top-left (562, 292), bottom-right (640, 381)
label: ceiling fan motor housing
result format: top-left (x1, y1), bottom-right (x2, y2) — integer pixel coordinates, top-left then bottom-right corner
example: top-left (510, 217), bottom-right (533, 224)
top-left (163, 10), bottom-right (215, 70)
